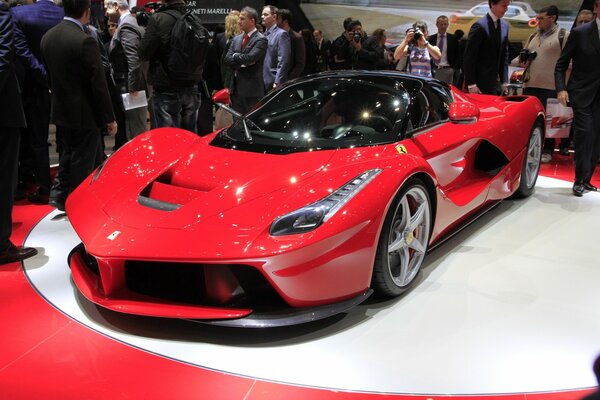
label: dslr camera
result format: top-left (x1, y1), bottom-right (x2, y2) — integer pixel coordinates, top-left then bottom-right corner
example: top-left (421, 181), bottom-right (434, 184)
top-left (352, 31), bottom-right (362, 43)
top-left (519, 48), bottom-right (537, 63)
top-left (132, 2), bottom-right (162, 27)
top-left (411, 28), bottom-right (424, 45)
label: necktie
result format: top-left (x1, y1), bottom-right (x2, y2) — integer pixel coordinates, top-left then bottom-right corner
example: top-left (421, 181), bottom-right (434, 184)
top-left (241, 34), bottom-right (250, 50)
top-left (438, 34), bottom-right (444, 53)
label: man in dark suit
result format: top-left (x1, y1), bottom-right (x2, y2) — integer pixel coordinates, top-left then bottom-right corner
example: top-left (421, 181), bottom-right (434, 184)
top-left (555, 0), bottom-right (600, 196)
top-left (277, 9), bottom-right (305, 80)
top-left (224, 7), bottom-right (268, 114)
top-left (463, 0), bottom-right (510, 95)
top-left (11, 0), bottom-right (63, 205)
top-left (41, 0), bottom-right (117, 210)
top-left (428, 15), bottom-right (460, 85)
top-left (313, 29), bottom-right (331, 72)
top-left (0, 2), bottom-right (38, 264)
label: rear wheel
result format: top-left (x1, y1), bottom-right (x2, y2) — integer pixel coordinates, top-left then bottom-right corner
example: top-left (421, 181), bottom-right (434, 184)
top-left (372, 179), bottom-right (432, 297)
top-left (514, 122), bottom-right (543, 198)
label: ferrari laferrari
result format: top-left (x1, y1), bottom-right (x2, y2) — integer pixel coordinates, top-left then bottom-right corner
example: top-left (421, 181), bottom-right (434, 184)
top-left (67, 71), bottom-right (544, 327)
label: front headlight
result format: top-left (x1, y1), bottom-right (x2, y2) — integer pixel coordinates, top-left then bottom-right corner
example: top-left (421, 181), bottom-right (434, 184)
top-left (270, 169), bottom-right (382, 236)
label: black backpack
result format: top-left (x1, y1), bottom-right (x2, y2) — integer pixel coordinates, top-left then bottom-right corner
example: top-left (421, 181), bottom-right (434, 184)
top-left (163, 9), bottom-right (209, 81)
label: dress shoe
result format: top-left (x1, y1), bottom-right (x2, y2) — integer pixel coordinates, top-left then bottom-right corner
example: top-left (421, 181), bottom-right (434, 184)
top-left (584, 182), bottom-right (598, 191)
top-left (27, 190), bottom-right (50, 205)
top-left (48, 198), bottom-right (66, 211)
top-left (573, 182), bottom-right (585, 197)
top-left (558, 146), bottom-right (570, 156)
top-left (0, 242), bottom-right (38, 265)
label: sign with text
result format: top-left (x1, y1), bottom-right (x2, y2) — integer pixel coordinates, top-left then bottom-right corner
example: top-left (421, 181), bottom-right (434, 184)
top-left (187, 0), bottom-right (265, 25)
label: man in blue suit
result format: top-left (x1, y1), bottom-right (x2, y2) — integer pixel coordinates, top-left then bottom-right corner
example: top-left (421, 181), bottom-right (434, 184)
top-left (11, 0), bottom-right (64, 205)
top-left (462, 0), bottom-right (510, 95)
top-left (0, 1), bottom-right (38, 264)
top-left (261, 5), bottom-right (291, 92)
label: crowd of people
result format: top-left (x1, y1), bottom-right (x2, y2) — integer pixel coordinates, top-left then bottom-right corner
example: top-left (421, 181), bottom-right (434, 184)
top-left (1, 0), bottom-right (600, 255)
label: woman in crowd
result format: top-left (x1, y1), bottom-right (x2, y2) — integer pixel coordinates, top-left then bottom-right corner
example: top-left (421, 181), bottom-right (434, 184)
top-left (394, 21), bottom-right (440, 78)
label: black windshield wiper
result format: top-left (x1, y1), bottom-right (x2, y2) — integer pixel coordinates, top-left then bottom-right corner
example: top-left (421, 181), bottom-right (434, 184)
top-left (214, 103), bottom-right (261, 143)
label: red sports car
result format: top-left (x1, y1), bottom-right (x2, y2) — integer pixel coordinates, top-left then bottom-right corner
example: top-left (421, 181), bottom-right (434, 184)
top-left (67, 71), bottom-right (544, 327)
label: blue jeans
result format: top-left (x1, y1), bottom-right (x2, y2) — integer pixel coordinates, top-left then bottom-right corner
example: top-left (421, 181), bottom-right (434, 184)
top-left (152, 87), bottom-right (201, 133)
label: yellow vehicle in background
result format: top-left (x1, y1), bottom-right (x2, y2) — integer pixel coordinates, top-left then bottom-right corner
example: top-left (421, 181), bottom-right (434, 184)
top-left (448, 2), bottom-right (537, 46)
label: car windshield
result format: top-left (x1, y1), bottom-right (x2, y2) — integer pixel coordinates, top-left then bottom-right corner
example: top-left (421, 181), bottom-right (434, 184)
top-left (211, 76), bottom-right (412, 154)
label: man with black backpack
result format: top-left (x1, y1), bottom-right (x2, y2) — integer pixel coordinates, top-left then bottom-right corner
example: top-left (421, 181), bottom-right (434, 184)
top-left (138, 0), bottom-right (208, 133)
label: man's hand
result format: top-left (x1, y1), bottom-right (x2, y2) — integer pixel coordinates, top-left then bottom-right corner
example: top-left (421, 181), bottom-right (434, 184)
top-left (468, 84), bottom-right (481, 94)
top-left (557, 90), bottom-right (569, 107)
top-left (106, 121), bottom-right (118, 136)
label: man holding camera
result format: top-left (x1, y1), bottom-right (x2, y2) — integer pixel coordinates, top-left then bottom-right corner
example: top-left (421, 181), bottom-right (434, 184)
top-left (513, 5), bottom-right (568, 163)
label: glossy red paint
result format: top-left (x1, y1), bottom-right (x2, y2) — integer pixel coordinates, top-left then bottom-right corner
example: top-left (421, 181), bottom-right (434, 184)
top-left (65, 78), bottom-right (545, 322)
top-left (2, 165), bottom-right (599, 399)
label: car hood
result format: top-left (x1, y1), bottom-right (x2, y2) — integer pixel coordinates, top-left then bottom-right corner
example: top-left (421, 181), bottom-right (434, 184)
top-left (100, 139), bottom-right (335, 229)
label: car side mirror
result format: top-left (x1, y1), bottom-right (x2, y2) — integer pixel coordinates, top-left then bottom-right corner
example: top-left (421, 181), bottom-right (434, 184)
top-left (449, 102), bottom-right (479, 124)
top-left (212, 88), bottom-right (230, 106)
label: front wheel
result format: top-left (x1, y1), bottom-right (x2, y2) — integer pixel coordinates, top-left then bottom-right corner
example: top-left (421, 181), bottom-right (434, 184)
top-left (371, 178), bottom-right (432, 297)
top-left (514, 122), bottom-right (543, 198)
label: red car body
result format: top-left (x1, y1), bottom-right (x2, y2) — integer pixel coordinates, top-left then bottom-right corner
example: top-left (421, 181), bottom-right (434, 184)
top-left (67, 72), bottom-right (544, 327)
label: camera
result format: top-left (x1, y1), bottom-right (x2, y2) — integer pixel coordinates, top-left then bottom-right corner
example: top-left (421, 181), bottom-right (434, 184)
top-left (413, 28), bottom-right (423, 41)
top-left (519, 48), bottom-right (537, 63)
top-left (352, 31), bottom-right (362, 43)
top-left (132, 2), bottom-right (162, 27)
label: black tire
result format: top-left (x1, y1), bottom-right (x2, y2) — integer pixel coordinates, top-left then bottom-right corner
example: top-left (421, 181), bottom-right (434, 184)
top-left (514, 122), bottom-right (543, 198)
top-left (371, 178), bottom-right (432, 297)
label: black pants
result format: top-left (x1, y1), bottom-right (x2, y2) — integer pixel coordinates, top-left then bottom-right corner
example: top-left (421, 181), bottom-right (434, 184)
top-left (21, 85), bottom-right (52, 194)
top-left (572, 90), bottom-right (600, 183)
top-left (51, 126), bottom-right (103, 203)
top-left (0, 128), bottom-right (20, 249)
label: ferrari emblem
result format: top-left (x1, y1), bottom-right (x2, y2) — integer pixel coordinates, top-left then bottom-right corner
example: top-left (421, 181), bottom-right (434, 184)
top-left (107, 231), bottom-right (121, 241)
top-left (395, 144), bottom-right (408, 154)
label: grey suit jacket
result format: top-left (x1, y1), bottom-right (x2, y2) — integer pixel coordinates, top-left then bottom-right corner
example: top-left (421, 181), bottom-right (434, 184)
top-left (109, 13), bottom-right (146, 92)
top-left (262, 25), bottom-right (291, 89)
top-left (224, 31), bottom-right (268, 98)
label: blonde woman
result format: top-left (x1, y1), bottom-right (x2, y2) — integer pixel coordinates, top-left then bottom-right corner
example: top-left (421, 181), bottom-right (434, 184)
top-left (215, 11), bottom-right (243, 129)
top-left (394, 21), bottom-right (441, 78)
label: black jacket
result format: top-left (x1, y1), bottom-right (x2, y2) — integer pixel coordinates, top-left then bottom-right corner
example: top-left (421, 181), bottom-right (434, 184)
top-left (41, 20), bottom-right (114, 129)
top-left (138, 4), bottom-right (196, 89)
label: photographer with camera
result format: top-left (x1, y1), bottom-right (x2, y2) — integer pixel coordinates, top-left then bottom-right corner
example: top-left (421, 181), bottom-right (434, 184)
top-left (138, 0), bottom-right (208, 133)
top-left (511, 5), bottom-right (568, 163)
top-left (393, 21), bottom-right (441, 78)
top-left (331, 19), bottom-right (369, 70)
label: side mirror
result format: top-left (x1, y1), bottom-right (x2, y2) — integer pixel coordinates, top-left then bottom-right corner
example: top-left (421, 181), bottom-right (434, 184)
top-left (212, 88), bottom-right (230, 106)
top-left (449, 102), bottom-right (479, 124)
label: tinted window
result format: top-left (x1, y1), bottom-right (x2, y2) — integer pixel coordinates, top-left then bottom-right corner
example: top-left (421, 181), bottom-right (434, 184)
top-left (212, 77), bottom-right (410, 153)
top-left (505, 6), bottom-right (521, 18)
top-left (406, 83), bottom-right (451, 132)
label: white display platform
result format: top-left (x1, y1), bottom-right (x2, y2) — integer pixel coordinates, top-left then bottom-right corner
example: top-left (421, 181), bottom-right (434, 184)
top-left (23, 176), bottom-right (600, 395)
